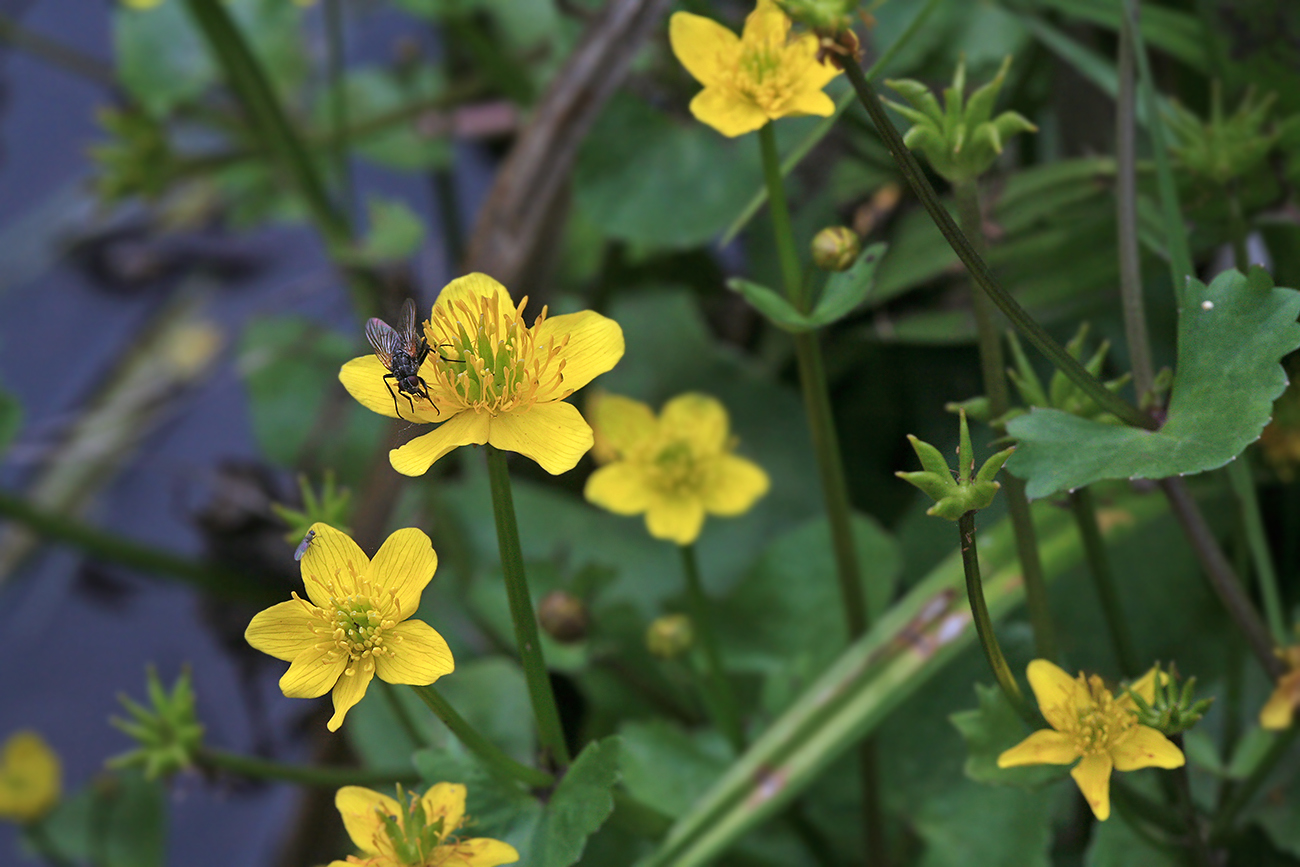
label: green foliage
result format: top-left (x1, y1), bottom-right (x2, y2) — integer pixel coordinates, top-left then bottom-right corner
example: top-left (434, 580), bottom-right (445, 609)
top-left (39, 772), bottom-right (166, 867)
top-left (1084, 802), bottom-right (1182, 866)
top-left (0, 379), bottom-right (20, 456)
top-left (728, 243), bottom-right (885, 333)
top-left (912, 780), bottom-right (1053, 867)
top-left (340, 198), bottom-right (428, 266)
top-left (950, 683), bottom-right (1068, 788)
top-left (1008, 268), bottom-right (1300, 498)
top-left (317, 67), bottom-right (452, 171)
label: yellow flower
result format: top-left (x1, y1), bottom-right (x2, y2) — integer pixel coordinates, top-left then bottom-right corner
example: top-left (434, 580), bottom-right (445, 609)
top-left (340, 274), bottom-right (624, 477)
top-left (245, 523), bottom-right (454, 732)
top-left (997, 660), bottom-right (1185, 820)
top-left (669, 0), bottom-right (841, 138)
top-left (0, 731), bottom-right (60, 824)
top-left (1260, 646), bottom-right (1300, 730)
top-left (330, 783), bottom-right (519, 867)
top-left (584, 393), bottom-right (770, 545)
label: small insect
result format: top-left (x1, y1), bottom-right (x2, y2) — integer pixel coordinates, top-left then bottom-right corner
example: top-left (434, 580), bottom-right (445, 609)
top-left (367, 298), bottom-right (435, 419)
top-left (293, 529), bottom-right (316, 562)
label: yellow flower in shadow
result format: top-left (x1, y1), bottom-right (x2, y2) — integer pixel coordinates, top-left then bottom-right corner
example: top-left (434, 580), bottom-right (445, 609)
top-left (245, 523), bottom-right (453, 732)
top-left (330, 783), bottom-right (519, 867)
top-left (669, 0), bottom-right (840, 138)
top-left (584, 392), bottom-right (769, 545)
top-left (1260, 646), bottom-right (1300, 730)
top-left (0, 731), bottom-right (60, 824)
top-left (997, 660), bottom-right (1184, 820)
top-left (340, 274), bottom-right (624, 476)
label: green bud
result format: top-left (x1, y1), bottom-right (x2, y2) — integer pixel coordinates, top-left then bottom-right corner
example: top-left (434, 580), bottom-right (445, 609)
top-left (538, 590), bottom-right (589, 644)
top-left (271, 470), bottom-right (352, 546)
top-left (1124, 663), bottom-right (1213, 737)
top-left (90, 107), bottom-right (175, 204)
top-left (811, 226), bottom-right (862, 272)
top-left (775, 0), bottom-right (859, 32)
top-left (109, 666), bottom-right (204, 780)
top-left (885, 56), bottom-right (1037, 184)
top-left (646, 614), bottom-right (694, 659)
top-left (1166, 83), bottom-right (1279, 185)
top-left (896, 410), bottom-right (1014, 521)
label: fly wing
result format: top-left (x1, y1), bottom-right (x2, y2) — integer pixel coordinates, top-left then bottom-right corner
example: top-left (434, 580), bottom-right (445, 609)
top-left (365, 317), bottom-right (397, 369)
top-left (397, 297), bottom-right (425, 357)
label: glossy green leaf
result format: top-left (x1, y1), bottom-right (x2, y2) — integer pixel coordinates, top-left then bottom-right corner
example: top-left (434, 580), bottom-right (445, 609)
top-left (1007, 268), bottom-right (1300, 498)
top-left (728, 243), bottom-right (885, 333)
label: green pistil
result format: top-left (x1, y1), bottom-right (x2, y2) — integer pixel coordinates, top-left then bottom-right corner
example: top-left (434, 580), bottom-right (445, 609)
top-left (331, 596), bottom-right (387, 658)
top-left (653, 441), bottom-right (699, 493)
top-left (378, 788), bottom-right (449, 866)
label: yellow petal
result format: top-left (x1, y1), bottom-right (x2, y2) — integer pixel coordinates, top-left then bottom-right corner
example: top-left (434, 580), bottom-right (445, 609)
top-left (1122, 665), bottom-right (1165, 708)
top-left (327, 663), bottom-right (376, 731)
top-left (996, 729), bottom-right (1079, 767)
top-left (703, 454), bottom-right (769, 515)
top-left (535, 310), bottom-right (625, 399)
top-left (669, 11), bottom-right (740, 87)
top-left (420, 782), bottom-right (467, 840)
top-left (1261, 672), bottom-right (1300, 729)
top-left (389, 410), bottom-right (490, 476)
top-left (1111, 726), bottom-right (1185, 771)
top-left (368, 527), bottom-right (438, 619)
top-left (245, 600), bottom-right (319, 662)
top-left (336, 785), bottom-right (400, 853)
top-left (339, 355), bottom-right (445, 423)
top-left (280, 644), bottom-right (346, 699)
top-left (300, 523), bottom-right (370, 605)
top-left (1026, 659), bottom-right (1086, 732)
top-left (585, 463), bottom-right (655, 515)
top-left (790, 34), bottom-right (840, 89)
top-left (375, 620), bottom-right (455, 685)
top-left (446, 839), bottom-right (522, 866)
top-left (488, 401), bottom-right (594, 475)
top-left (742, 0), bottom-right (790, 48)
top-left (1070, 752), bottom-right (1114, 820)
top-left (646, 496), bottom-right (707, 545)
top-left (660, 393), bottom-right (730, 454)
top-left (690, 88), bottom-right (769, 138)
top-left (587, 392), bottom-right (657, 460)
top-left (783, 88), bottom-right (837, 118)
top-left (430, 272), bottom-right (515, 342)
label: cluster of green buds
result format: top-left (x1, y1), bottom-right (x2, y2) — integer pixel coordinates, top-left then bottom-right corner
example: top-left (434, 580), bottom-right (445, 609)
top-left (896, 410), bottom-right (1014, 521)
top-left (271, 470), bottom-right (352, 546)
top-left (109, 667), bottom-right (204, 781)
top-left (885, 56), bottom-right (1037, 185)
top-left (378, 786), bottom-right (447, 866)
top-left (1166, 83), bottom-right (1279, 185)
top-left (90, 107), bottom-right (175, 204)
top-left (646, 613), bottom-right (694, 660)
top-left (1125, 663), bottom-right (1213, 737)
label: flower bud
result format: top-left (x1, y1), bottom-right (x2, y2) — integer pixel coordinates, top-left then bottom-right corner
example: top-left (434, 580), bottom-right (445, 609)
top-left (775, 0), bottom-right (859, 31)
top-left (538, 590), bottom-right (589, 644)
top-left (646, 614), bottom-right (694, 659)
top-left (811, 226), bottom-right (861, 272)
top-left (1125, 663), bottom-right (1214, 737)
top-left (109, 666), bottom-right (204, 781)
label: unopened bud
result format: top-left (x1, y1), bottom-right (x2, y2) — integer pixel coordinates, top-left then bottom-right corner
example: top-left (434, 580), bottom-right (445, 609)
top-left (811, 226), bottom-right (861, 272)
top-left (646, 614), bottom-right (694, 659)
top-left (538, 591), bottom-right (589, 644)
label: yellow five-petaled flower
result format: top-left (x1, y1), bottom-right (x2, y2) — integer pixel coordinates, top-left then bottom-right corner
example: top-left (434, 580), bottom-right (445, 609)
top-left (340, 273), bottom-right (624, 477)
top-left (0, 731), bottom-right (60, 824)
top-left (997, 660), bottom-right (1185, 820)
top-left (245, 523), bottom-right (454, 732)
top-left (584, 392), bottom-right (770, 545)
top-left (331, 782), bottom-right (519, 867)
top-left (669, 0), bottom-right (840, 138)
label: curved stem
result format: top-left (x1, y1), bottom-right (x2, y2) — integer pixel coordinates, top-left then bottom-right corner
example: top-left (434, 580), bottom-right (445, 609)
top-left (484, 445), bottom-right (572, 768)
top-left (196, 747), bottom-right (418, 788)
top-left (958, 511), bottom-right (1037, 726)
top-left (1114, 21), bottom-right (1155, 400)
top-left (839, 59), bottom-right (1155, 431)
top-left (954, 179), bottom-right (1057, 662)
top-left (680, 545), bottom-right (744, 752)
top-left (410, 684), bottom-right (555, 789)
top-left (1071, 488), bottom-right (1141, 677)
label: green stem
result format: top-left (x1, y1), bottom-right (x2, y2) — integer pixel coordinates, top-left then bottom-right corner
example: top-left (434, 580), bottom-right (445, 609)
top-left (484, 445), bottom-right (572, 768)
top-left (1071, 488), bottom-right (1141, 677)
top-left (958, 512), bottom-right (1036, 726)
top-left (839, 60), bottom-right (1155, 431)
top-left (380, 681), bottom-right (430, 749)
top-left (1170, 740), bottom-right (1211, 867)
top-left (1209, 726), bottom-right (1300, 842)
top-left (410, 685), bottom-right (555, 789)
top-left (182, 0), bottom-right (379, 318)
top-left (0, 14), bottom-right (116, 87)
top-left (1114, 21), bottom-right (1156, 399)
top-left (196, 747), bottom-right (418, 788)
top-left (953, 179), bottom-right (1057, 662)
top-left (323, 0), bottom-right (355, 214)
top-left (1111, 777), bottom-right (1187, 836)
top-left (759, 120), bottom-right (882, 865)
top-left (680, 545), bottom-right (745, 752)
top-left (0, 491), bottom-right (277, 604)
top-left (1225, 459), bottom-right (1287, 644)
top-left (1226, 181), bottom-right (1251, 273)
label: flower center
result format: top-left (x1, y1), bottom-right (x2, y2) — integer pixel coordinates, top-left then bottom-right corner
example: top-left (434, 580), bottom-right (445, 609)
top-left (649, 440), bottom-right (703, 496)
top-left (297, 565), bottom-right (401, 676)
top-left (424, 294), bottom-right (571, 416)
top-left (1067, 675), bottom-right (1136, 756)
top-left (725, 42), bottom-right (801, 113)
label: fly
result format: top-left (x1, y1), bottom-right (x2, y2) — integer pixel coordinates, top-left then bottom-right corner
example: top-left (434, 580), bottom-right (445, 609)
top-left (293, 529), bottom-right (315, 562)
top-left (366, 298), bottom-right (435, 419)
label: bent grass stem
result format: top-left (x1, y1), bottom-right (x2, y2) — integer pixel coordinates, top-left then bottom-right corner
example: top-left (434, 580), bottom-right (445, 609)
top-left (196, 747), bottom-right (418, 789)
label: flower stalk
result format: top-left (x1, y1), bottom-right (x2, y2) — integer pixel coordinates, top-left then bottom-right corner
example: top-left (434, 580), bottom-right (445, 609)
top-left (195, 747), bottom-right (418, 789)
top-left (681, 545), bottom-right (745, 752)
top-left (485, 445), bottom-right (572, 768)
top-left (410, 683), bottom-right (556, 789)
top-left (1071, 488), bottom-right (1140, 677)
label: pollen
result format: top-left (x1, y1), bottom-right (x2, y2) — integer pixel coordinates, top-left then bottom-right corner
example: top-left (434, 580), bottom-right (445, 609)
top-left (650, 440), bottom-right (704, 496)
top-left (725, 43), bottom-right (802, 114)
top-left (297, 564), bottom-right (402, 673)
top-left (1063, 674), bottom-right (1136, 756)
top-left (424, 294), bottom-right (571, 416)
